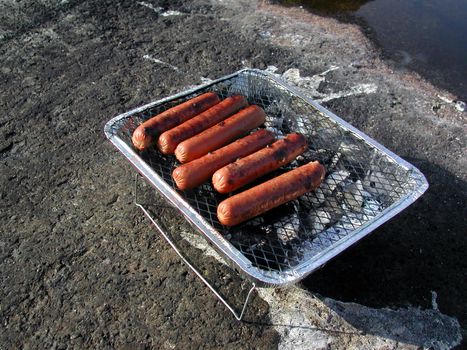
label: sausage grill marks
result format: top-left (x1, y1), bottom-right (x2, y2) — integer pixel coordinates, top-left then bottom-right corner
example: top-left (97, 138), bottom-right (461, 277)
top-left (132, 92), bottom-right (220, 150)
top-left (212, 133), bottom-right (308, 193)
top-left (157, 95), bottom-right (248, 154)
top-left (174, 105), bottom-right (266, 163)
top-left (172, 129), bottom-right (275, 190)
top-left (217, 161), bottom-right (326, 226)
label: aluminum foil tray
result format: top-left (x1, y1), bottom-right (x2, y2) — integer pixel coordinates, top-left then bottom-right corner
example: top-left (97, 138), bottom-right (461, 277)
top-left (104, 69), bottom-right (428, 286)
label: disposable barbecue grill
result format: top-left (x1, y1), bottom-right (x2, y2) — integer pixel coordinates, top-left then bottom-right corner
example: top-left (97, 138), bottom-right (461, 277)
top-left (104, 69), bottom-right (428, 320)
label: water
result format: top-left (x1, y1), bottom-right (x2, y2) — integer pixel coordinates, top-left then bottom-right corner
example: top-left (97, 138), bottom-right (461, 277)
top-left (275, 0), bottom-right (467, 100)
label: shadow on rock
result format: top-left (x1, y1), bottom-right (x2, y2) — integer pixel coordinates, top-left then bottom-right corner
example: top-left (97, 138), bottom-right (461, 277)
top-left (301, 159), bottom-right (466, 337)
top-left (244, 286), bottom-right (462, 349)
top-left (321, 295), bottom-right (462, 348)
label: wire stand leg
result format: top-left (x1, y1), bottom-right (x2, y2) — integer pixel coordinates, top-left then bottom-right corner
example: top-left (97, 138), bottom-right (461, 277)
top-left (134, 173), bottom-right (256, 321)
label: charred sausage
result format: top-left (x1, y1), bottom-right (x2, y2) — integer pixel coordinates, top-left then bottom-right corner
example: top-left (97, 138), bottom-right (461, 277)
top-left (157, 95), bottom-right (248, 154)
top-left (212, 133), bottom-right (308, 193)
top-left (172, 129), bottom-right (275, 190)
top-left (132, 92), bottom-right (220, 150)
top-left (174, 105), bottom-right (266, 163)
top-left (217, 161), bottom-right (326, 226)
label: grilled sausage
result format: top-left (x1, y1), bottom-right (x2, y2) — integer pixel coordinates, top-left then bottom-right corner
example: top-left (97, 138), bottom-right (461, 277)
top-left (212, 133), bottom-right (308, 193)
top-left (174, 105), bottom-right (266, 163)
top-left (157, 95), bottom-right (248, 154)
top-left (217, 161), bottom-right (326, 226)
top-left (132, 92), bottom-right (220, 150)
top-left (172, 129), bottom-right (275, 190)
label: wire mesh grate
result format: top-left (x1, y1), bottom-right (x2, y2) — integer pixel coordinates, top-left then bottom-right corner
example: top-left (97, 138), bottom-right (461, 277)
top-left (108, 70), bottom-right (427, 283)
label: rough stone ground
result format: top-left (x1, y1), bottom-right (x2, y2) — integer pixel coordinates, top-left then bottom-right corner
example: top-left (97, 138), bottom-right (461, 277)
top-left (0, 0), bottom-right (465, 349)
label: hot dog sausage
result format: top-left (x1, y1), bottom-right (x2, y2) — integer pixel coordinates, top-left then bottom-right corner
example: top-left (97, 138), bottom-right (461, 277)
top-left (174, 105), bottom-right (266, 163)
top-left (212, 133), bottom-right (308, 193)
top-left (217, 161), bottom-right (326, 226)
top-left (157, 95), bottom-right (248, 154)
top-left (172, 129), bottom-right (275, 190)
top-left (132, 92), bottom-right (220, 150)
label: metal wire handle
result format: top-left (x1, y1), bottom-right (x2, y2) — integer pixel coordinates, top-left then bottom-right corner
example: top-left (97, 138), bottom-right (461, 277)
top-left (134, 174), bottom-right (256, 321)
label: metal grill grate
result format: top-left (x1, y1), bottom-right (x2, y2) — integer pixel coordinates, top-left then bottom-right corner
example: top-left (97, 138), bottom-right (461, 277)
top-left (105, 69), bottom-right (428, 285)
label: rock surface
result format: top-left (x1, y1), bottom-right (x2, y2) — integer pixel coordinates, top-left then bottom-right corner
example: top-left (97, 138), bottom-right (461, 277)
top-left (0, 0), bottom-right (465, 348)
